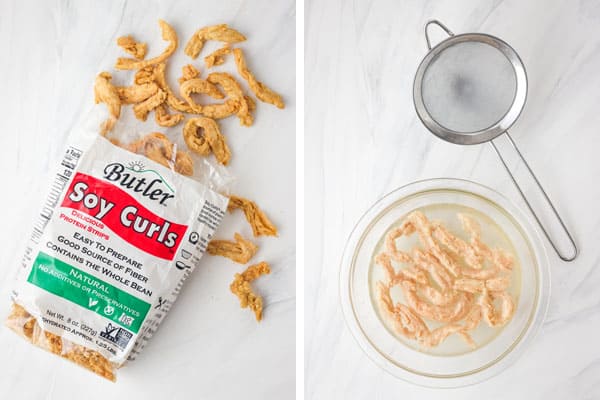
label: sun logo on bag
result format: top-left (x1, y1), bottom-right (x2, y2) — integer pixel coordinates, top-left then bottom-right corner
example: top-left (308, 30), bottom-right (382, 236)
top-left (128, 160), bottom-right (145, 172)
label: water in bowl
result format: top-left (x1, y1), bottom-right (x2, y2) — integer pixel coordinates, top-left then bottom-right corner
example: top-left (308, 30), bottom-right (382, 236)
top-left (369, 203), bottom-right (521, 356)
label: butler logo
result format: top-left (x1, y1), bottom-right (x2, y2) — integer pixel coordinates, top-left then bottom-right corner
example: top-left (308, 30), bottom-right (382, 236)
top-left (61, 172), bottom-right (188, 260)
top-left (103, 161), bottom-right (175, 205)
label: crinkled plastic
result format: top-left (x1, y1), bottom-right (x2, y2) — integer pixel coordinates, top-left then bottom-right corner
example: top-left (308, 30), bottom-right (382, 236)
top-left (6, 104), bottom-right (232, 380)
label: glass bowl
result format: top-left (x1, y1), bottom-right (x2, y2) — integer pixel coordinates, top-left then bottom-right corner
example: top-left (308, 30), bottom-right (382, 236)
top-left (339, 178), bottom-right (550, 388)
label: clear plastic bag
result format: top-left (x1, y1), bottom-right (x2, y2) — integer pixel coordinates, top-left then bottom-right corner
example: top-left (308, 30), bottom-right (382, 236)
top-left (6, 105), bottom-right (231, 380)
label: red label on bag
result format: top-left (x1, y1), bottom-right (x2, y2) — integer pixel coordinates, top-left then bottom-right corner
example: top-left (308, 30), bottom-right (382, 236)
top-left (60, 172), bottom-right (187, 260)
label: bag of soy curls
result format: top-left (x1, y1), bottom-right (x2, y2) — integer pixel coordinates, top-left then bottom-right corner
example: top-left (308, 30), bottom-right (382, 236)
top-left (5, 109), bottom-right (230, 381)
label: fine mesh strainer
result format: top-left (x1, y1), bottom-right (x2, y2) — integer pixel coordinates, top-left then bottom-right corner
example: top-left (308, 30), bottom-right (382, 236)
top-left (413, 20), bottom-right (577, 261)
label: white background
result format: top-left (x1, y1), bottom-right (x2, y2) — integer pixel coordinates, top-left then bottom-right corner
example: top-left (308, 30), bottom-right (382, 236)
top-left (0, 0), bottom-right (295, 399)
top-left (306, 0), bottom-right (600, 398)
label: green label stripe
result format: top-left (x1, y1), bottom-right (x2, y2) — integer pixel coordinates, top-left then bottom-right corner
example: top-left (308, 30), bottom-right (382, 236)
top-left (27, 252), bottom-right (150, 333)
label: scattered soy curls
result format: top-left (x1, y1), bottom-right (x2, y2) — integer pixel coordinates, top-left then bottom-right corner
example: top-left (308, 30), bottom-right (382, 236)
top-left (94, 20), bottom-right (284, 322)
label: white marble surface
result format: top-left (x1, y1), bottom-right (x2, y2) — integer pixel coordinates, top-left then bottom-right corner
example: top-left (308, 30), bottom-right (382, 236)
top-left (306, 0), bottom-right (600, 398)
top-left (0, 0), bottom-right (295, 399)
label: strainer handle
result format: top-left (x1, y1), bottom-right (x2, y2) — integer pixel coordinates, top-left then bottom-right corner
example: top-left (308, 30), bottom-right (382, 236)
top-left (424, 20), bottom-right (454, 50)
top-left (491, 132), bottom-right (578, 261)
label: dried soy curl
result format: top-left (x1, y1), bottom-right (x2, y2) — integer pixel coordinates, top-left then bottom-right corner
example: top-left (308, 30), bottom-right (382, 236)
top-left (206, 72), bottom-right (253, 126)
top-left (152, 62), bottom-right (195, 113)
top-left (184, 24), bottom-right (246, 59)
top-left (94, 72), bottom-right (121, 136)
top-left (183, 117), bottom-right (231, 165)
top-left (207, 233), bottom-right (258, 264)
top-left (233, 48), bottom-right (285, 109)
top-left (179, 78), bottom-right (225, 113)
top-left (115, 20), bottom-right (178, 70)
top-left (116, 35), bottom-right (147, 60)
top-left (228, 195), bottom-right (278, 237)
top-left (230, 261), bottom-right (270, 321)
top-left (135, 65), bottom-right (155, 85)
top-left (178, 64), bottom-right (201, 84)
top-left (154, 103), bottom-right (185, 127)
top-left (204, 45), bottom-right (231, 68)
top-left (117, 82), bottom-right (159, 104)
top-left (133, 89), bottom-right (167, 121)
